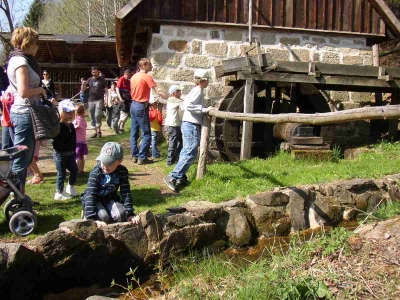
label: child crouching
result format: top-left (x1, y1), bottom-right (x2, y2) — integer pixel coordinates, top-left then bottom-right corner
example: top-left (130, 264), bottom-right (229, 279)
top-left (82, 142), bottom-right (139, 225)
top-left (53, 100), bottom-right (79, 200)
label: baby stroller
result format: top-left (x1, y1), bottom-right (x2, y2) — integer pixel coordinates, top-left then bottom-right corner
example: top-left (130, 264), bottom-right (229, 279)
top-left (0, 146), bottom-right (37, 236)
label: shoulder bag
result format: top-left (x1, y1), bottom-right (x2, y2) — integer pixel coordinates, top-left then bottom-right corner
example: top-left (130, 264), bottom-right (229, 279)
top-left (28, 98), bottom-right (60, 141)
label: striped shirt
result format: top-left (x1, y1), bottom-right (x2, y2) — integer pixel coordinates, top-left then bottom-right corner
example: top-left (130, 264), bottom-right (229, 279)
top-left (83, 163), bottom-right (134, 220)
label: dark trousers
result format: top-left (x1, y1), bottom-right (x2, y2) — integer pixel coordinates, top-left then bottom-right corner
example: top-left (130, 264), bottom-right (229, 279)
top-left (53, 151), bottom-right (78, 193)
top-left (106, 106), bottom-right (113, 128)
top-left (167, 126), bottom-right (182, 164)
top-left (1, 126), bottom-right (13, 149)
top-left (111, 104), bottom-right (121, 132)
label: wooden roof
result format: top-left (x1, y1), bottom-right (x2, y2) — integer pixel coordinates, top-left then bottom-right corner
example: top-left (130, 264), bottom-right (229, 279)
top-left (116, 0), bottom-right (400, 67)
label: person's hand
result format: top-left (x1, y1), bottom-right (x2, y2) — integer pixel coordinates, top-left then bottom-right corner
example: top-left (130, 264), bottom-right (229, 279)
top-left (50, 98), bottom-right (57, 105)
top-left (127, 215), bottom-right (140, 224)
top-left (205, 106), bottom-right (214, 114)
top-left (95, 220), bottom-right (107, 228)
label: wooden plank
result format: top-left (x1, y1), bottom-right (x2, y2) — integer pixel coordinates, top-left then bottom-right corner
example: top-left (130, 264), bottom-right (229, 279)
top-left (288, 136), bottom-right (324, 145)
top-left (322, 0), bottom-right (326, 29)
top-left (240, 79), bottom-right (255, 160)
top-left (368, 0), bottom-right (400, 38)
top-left (237, 71), bottom-right (400, 90)
top-left (389, 90), bottom-right (399, 139)
top-left (338, 0), bottom-right (343, 31)
top-left (270, 0), bottom-right (274, 25)
top-left (214, 53), bottom-right (272, 77)
top-left (312, 0), bottom-right (317, 29)
top-left (354, 0), bottom-right (361, 32)
top-left (366, 0), bottom-right (371, 33)
top-left (304, 0), bottom-right (308, 28)
top-left (208, 104), bottom-right (400, 125)
top-left (328, 0), bottom-right (334, 30)
top-left (286, 0), bottom-right (294, 27)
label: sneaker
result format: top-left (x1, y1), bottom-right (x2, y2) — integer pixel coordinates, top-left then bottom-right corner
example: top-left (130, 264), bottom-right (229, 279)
top-left (90, 133), bottom-right (97, 138)
top-left (97, 132), bottom-right (102, 138)
top-left (176, 178), bottom-right (190, 187)
top-left (133, 157), bottom-right (138, 163)
top-left (163, 176), bottom-right (178, 192)
top-left (54, 192), bottom-right (71, 201)
top-left (166, 161), bottom-right (174, 166)
top-left (66, 184), bottom-right (79, 197)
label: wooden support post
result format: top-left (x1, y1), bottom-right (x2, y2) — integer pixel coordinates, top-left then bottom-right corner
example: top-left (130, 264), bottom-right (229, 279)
top-left (389, 90), bottom-right (399, 140)
top-left (196, 116), bottom-right (211, 179)
top-left (272, 87), bottom-right (281, 114)
top-left (373, 44), bottom-right (383, 106)
top-left (240, 79), bottom-right (255, 160)
top-left (290, 83), bottom-right (299, 113)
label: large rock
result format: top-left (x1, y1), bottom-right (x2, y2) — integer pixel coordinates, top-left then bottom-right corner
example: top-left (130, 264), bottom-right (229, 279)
top-left (159, 223), bottom-right (218, 261)
top-left (181, 201), bottom-right (224, 222)
top-left (219, 207), bottom-right (255, 246)
top-left (246, 191), bottom-right (290, 207)
top-left (168, 40), bottom-right (188, 52)
top-left (139, 210), bottom-right (163, 244)
top-left (205, 42), bottom-right (228, 56)
top-left (287, 188), bottom-right (311, 231)
top-left (152, 53), bottom-right (183, 67)
top-left (312, 195), bottom-right (344, 225)
top-left (164, 212), bottom-right (203, 230)
top-left (185, 56), bottom-right (210, 68)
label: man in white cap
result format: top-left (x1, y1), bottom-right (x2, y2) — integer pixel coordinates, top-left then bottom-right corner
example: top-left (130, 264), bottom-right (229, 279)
top-left (163, 70), bottom-right (213, 192)
top-left (165, 84), bottom-right (184, 166)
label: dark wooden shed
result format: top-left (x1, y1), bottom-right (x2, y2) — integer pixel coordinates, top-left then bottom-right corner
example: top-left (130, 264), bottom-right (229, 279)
top-left (116, 0), bottom-right (400, 67)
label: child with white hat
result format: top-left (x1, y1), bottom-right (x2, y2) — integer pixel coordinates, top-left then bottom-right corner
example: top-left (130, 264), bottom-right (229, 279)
top-left (163, 70), bottom-right (213, 192)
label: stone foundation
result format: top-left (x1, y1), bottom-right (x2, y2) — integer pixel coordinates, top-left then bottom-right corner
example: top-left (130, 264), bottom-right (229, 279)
top-left (2, 174), bottom-right (400, 299)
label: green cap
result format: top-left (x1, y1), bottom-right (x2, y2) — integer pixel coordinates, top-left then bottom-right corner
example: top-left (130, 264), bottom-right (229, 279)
top-left (96, 142), bottom-right (123, 165)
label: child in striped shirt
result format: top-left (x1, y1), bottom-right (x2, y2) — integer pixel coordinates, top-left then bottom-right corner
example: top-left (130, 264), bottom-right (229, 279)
top-left (82, 142), bottom-right (139, 226)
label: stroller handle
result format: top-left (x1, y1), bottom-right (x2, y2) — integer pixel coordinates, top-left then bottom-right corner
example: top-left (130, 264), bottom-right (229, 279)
top-left (0, 146), bottom-right (28, 162)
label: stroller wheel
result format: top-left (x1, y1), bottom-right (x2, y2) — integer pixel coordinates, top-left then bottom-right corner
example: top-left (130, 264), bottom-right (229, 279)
top-left (4, 199), bottom-right (22, 221)
top-left (9, 211), bottom-right (37, 236)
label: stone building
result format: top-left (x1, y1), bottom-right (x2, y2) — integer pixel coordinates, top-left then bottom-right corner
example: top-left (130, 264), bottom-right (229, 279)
top-left (115, 0), bottom-right (400, 158)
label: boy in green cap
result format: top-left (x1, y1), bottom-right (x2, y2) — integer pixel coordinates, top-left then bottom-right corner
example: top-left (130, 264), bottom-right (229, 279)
top-left (82, 142), bottom-right (139, 226)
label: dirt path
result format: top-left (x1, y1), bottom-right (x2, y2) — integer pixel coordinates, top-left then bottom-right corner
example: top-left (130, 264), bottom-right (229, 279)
top-left (36, 125), bottom-right (169, 192)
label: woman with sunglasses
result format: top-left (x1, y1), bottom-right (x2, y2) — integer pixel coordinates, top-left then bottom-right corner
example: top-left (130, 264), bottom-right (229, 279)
top-left (41, 70), bottom-right (55, 101)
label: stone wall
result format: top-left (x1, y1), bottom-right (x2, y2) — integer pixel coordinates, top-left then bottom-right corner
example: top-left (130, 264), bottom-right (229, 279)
top-left (149, 26), bottom-right (379, 149)
top-left (1, 175), bottom-right (400, 299)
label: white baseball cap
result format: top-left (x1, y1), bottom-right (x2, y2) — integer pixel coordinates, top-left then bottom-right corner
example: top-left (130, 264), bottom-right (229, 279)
top-left (168, 85), bottom-right (183, 95)
top-left (58, 100), bottom-right (77, 113)
top-left (194, 69), bottom-right (209, 80)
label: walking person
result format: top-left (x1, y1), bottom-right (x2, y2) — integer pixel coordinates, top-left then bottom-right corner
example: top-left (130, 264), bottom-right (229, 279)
top-left (129, 58), bottom-right (168, 164)
top-left (165, 85), bottom-right (183, 166)
top-left (163, 70), bottom-right (213, 192)
top-left (82, 67), bottom-right (108, 138)
top-left (116, 68), bottom-right (133, 132)
top-left (53, 100), bottom-right (79, 200)
top-left (106, 81), bottom-right (118, 129)
top-left (7, 27), bottom-right (47, 193)
top-left (73, 104), bottom-right (88, 174)
top-left (80, 78), bottom-right (89, 108)
top-left (41, 70), bottom-right (55, 101)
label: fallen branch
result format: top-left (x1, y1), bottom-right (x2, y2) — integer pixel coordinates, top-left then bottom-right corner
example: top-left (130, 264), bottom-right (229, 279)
top-left (208, 105), bottom-right (400, 125)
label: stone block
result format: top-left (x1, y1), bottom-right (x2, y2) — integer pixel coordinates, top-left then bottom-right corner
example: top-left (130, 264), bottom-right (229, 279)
top-left (341, 101), bottom-right (361, 110)
top-left (246, 191), bottom-right (290, 207)
top-left (343, 55), bottom-right (363, 65)
top-left (170, 69), bottom-right (194, 82)
top-left (340, 48), bottom-right (359, 56)
top-left (322, 52), bottom-right (340, 64)
top-left (247, 205), bottom-right (290, 237)
top-left (351, 92), bottom-right (373, 103)
top-left (177, 28), bottom-right (186, 37)
top-left (152, 53), bottom-right (183, 67)
top-left (334, 188), bottom-right (355, 205)
top-left (205, 42), bottom-right (228, 56)
top-left (312, 195), bottom-right (344, 224)
top-left (221, 207), bottom-right (255, 246)
top-left (186, 29), bottom-right (208, 39)
top-left (228, 45), bottom-right (241, 58)
top-left (210, 30), bottom-right (220, 39)
top-left (259, 32), bottom-right (276, 45)
top-left (185, 56), bottom-right (210, 68)
top-left (150, 67), bottom-right (168, 80)
top-left (207, 84), bottom-right (232, 98)
top-left (192, 40), bottom-right (202, 54)
top-left (288, 188), bottom-right (311, 231)
top-left (224, 30), bottom-right (243, 41)
top-left (330, 91), bottom-right (349, 102)
top-left (241, 45), bottom-right (266, 56)
top-left (280, 37), bottom-right (300, 45)
top-left (363, 56), bottom-right (373, 66)
top-left (151, 36), bottom-right (163, 52)
top-left (312, 37), bottom-right (326, 44)
top-left (291, 150), bottom-right (333, 161)
top-left (302, 35), bottom-right (310, 40)
top-left (266, 48), bottom-right (290, 61)
top-left (291, 49), bottom-right (310, 62)
top-left (162, 27), bottom-right (175, 36)
top-left (168, 40), bottom-right (188, 52)
top-left (329, 38), bottom-right (340, 44)
top-left (312, 52), bottom-right (321, 62)
top-left (353, 39), bottom-right (365, 46)
top-left (181, 201), bottom-right (224, 221)
top-left (182, 84), bottom-right (195, 94)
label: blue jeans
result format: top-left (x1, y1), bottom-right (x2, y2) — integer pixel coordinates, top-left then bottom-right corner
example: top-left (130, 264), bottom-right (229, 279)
top-left (151, 131), bottom-right (160, 158)
top-left (167, 126), bottom-right (182, 164)
top-left (10, 111), bottom-right (35, 189)
top-left (88, 100), bottom-right (103, 129)
top-left (1, 126), bottom-right (14, 149)
top-left (169, 121), bottom-right (201, 180)
top-left (130, 101), bottom-right (151, 160)
top-left (53, 152), bottom-right (78, 193)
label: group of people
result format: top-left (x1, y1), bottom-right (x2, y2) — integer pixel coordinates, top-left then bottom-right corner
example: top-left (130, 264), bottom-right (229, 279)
top-left (0, 26), bottom-right (214, 226)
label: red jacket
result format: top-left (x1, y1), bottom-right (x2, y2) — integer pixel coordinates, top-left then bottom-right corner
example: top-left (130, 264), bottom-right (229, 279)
top-left (149, 108), bottom-right (162, 124)
top-left (1, 91), bottom-right (14, 127)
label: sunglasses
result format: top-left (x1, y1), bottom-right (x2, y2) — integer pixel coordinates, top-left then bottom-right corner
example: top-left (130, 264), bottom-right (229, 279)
top-left (43, 73), bottom-right (48, 75)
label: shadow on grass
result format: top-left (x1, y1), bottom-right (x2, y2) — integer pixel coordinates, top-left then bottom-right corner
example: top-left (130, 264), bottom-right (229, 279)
top-left (133, 187), bottom-right (171, 207)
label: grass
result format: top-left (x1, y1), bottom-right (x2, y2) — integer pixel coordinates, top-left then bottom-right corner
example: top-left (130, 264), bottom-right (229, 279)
top-left (2, 121), bottom-right (400, 240)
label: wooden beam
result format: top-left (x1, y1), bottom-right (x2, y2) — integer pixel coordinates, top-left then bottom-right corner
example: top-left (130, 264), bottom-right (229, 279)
top-left (208, 104), bottom-right (400, 125)
top-left (197, 116), bottom-right (211, 179)
top-left (45, 42), bottom-right (54, 62)
top-left (367, 0), bottom-right (400, 37)
top-left (39, 63), bottom-right (120, 68)
top-left (240, 79), bottom-right (255, 160)
top-left (389, 90), bottom-right (399, 139)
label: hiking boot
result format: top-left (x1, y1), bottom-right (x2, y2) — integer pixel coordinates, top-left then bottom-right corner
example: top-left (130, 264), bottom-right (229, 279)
top-left (137, 158), bottom-right (151, 165)
top-left (166, 161), bottom-right (174, 166)
top-left (133, 157), bottom-right (138, 163)
top-left (66, 184), bottom-right (79, 197)
top-left (90, 132), bottom-right (97, 138)
top-left (54, 192), bottom-right (71, 201)
top-left (163, 176), bottom-right (178, 192)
